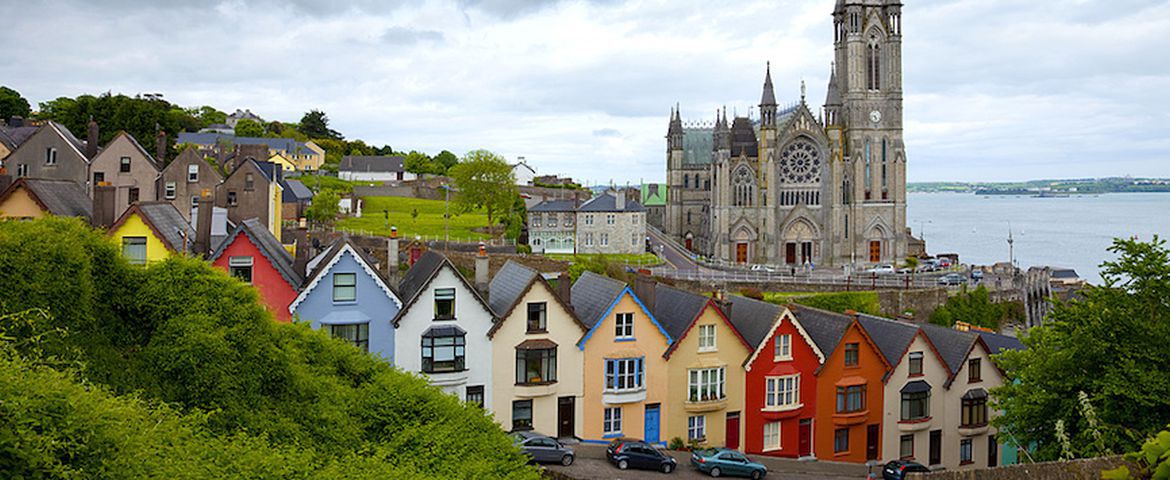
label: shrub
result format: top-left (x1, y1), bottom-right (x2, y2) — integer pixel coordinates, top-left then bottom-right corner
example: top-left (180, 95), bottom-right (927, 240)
top-left (669, 437), bottom-right (685, 450)
top-left (739, 287), bottom-right (764, 300)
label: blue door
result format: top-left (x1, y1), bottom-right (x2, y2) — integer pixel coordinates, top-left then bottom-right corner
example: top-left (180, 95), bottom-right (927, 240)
top-left (644, 404), bottom-right (660, 445)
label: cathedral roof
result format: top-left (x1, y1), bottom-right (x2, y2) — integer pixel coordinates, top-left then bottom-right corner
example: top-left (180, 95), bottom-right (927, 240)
top-left (730, 117), bottom-right (758, 158)
top-left (825, 65), bottom-right (842, 106)
top-left (682, 127), bottom-right (713, 165)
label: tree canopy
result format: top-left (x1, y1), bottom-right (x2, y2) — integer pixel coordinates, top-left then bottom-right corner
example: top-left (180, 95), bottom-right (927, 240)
top-left (0, 85), bottom-right (31, 121)
top-left (299, 109), bottom-right (342, 140)
top-left (448, 149), bottom-right (518, 233)
top-left (0, 218), bottom-right (538, 479)
top-left (993, 237), bottom-right (1170, 461)
top-left (233, 118), bottom-right (264, 137)
top-left (930, 284), bottom-right (1021, 329)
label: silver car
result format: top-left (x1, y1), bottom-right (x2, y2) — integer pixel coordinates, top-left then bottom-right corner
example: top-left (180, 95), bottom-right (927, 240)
top-left (512, 431), bottom-right (575, 466)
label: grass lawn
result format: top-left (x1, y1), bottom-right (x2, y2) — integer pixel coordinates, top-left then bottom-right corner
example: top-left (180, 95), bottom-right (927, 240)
top-left (760, 291), bottom-right (881, 315)
top-left (296, 175), bottom-right (364, 194)
top-left (546, 253), bottom-right (661, 265)
top-left (336, 196), bottom-right (491, 240)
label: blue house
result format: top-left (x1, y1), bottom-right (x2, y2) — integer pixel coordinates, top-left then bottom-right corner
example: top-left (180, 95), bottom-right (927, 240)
top-left (290, 238), bottom-right (402, 362)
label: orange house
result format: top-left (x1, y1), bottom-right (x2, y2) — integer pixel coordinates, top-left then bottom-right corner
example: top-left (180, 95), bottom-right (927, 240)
top-left (814, 317), bottom-right (892, 463)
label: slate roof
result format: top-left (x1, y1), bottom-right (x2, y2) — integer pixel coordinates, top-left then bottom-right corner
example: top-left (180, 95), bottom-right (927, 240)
top-left (788, 305), bottom-right (853, 358)
top-left (529, 199), bottom-right (577, 212)
top-left (1, 178), bottom-right (92, 219)
top-left (209, 218), bottom-right (302, 289)
top-left (978, 331), bottom-right (1025, 354)
top-left (175, 132), bottom-right (316, 156)
top-left (339, 155), bottom-right (405, 173)
top-left (0, 125), bottom-right (38, 150)
top-left (761, 63), bottom-right (777, 106)
top-left (856, 313), bottom-right (920, 369)
top-left (682, 127), bottom-right (713, 165)
top-left (651, 284), bottom-right (710, 342)
top-left (570, 271), bottom-right (627, 329)
top-left (730, 117), bottom-right (758, 158)
top-left (280, 179), bottom-right (314, 202)
top-left (398, 250), bottom-right (447, 307)
top-left (302, 237), bottom-right (388, 295)
top-left (723, 295), bottom-right (782, 351)
top-left (113, 202), bottom-right (195, 253)
top-left (1051, 268), bottom-right (1079, 279)
top-left (920, 322), bottom-right (978, 375)
top-left (487, 260), bottom-right (539, 317)
top-left (577, 192), bottom-right (646, 213)
top-left (51, 121), bottom-right (88, 156)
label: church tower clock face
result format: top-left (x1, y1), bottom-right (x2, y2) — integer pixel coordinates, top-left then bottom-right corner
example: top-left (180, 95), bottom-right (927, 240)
top-left (780, 140), bottom-right (821, 184)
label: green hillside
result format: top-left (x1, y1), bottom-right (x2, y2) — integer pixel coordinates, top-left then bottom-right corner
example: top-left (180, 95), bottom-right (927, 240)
top-left (337, 196), bottom-right (491, 240)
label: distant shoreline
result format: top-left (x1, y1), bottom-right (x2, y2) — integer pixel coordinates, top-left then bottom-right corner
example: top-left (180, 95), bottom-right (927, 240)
top-left (908, 178), bottom-right (1170, 195)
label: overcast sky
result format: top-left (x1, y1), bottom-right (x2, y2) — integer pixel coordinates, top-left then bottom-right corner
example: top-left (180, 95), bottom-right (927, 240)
top-left (3, 0), bottom-right (1168, 184)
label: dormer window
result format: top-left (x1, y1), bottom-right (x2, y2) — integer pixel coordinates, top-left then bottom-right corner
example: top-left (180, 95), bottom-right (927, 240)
top-left (434, 288), bottom-right (456, 320)
top-left (120, 156), bottom-right (131, 172)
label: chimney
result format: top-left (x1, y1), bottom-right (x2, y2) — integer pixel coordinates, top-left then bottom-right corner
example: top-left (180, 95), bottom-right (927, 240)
top-left (475, 241), bottom-right (490, 293)
top-left (557, 271), bottom-right (572, 304)
top-left (156, 130), bottom-right (167, 165)
top-left (91, 185), bottom-right (116, 228)
top-left (293, 225), bottom-right (310, 279)
top-left (614, 188), bottom-right (625, 211)
top-left (386, 226), bottom-right (400, 283)
top-left (718, 296), bottom-right (732, 320)
top-left (633, 273), bottom-right (657, 311)
top-left (86, 118), bottom-right (99, 160)
top-left (194, 195), bottom-right (213, 257)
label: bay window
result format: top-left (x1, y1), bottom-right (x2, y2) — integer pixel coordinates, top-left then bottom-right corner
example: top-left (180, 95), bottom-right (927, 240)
top-left (688, 367), bottom-right (726, 402)
top-left (605, 357), bottom-right (644, 391)
top-left (765, 374), bottom-right (801, 408)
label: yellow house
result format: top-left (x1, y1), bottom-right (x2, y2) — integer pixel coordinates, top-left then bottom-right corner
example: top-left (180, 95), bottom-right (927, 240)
top-left (0, 178), bottom-right (92, 221)
top-left (299, 141), bottom-right (325, 171)
top-left (639, 279), bottom-right (752, 450)
top-left (108, 202), bottom-right (194, 264)
top-left (572, 271), bottom-right (673, 445)
top-left (268, 153), bottom-right (297, 172)
top-left (487, 262), bottom-right (587, 438)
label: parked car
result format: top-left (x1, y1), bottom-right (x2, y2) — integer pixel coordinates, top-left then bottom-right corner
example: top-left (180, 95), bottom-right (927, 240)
top-left (750, 264), bottom-right (776, 273)
top-left (917, 259), bottom-right (939, 272)
top-left (690, 448), bottom-right (767, 479)
top-left (512, 431), bottom-right (574, 466)
top-left (938, 273), bottom-right (967, 286)
top-left (606, 438), bottom-right (677, 473)
top-left (938, 258), bottom-right (953, 268)
top-left (970, 269), bottom-right (985, 281)
top-left (881, 460), bottom-right (931, 480)
top-left (866, 264), bottom-right (897, 275)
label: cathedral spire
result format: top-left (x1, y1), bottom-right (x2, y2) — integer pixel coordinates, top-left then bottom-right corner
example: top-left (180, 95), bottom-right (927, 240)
top-left (760, 61), bottom-right (777, 107)
top-left (668, 104), bottom-right (684, 151)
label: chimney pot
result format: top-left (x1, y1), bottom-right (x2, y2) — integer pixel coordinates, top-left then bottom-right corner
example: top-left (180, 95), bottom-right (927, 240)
top-left (475, 243), bottom-right (489, 293)
top-left (86, 119), bottom-right (99, 160)
top-left (293, 227), bottom-right (310, 280)
top-left (91, 185), bottom-right (116, 229)
top-left (193, 195), bottom-right (213, 257)
top-left (557, 271), bottom-right (572, 304)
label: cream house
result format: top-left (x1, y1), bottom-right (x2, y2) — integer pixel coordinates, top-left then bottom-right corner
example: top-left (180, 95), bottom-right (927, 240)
top-left (487, 261), bottom-right (586, 438)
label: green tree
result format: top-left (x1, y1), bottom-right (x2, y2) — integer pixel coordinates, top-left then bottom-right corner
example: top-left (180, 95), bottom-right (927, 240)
top-left (993, 237), bottom-right (1170, 461)
top-left (929, 285), bottom-right (1013, 329)
top-left (36, 92), bottom-right (203, 160)
top-left (185, 105), bottom-right (227, 128)
top-left (434, 150), bottom-right (459, 173)
top-left (234, 118), bottom-right (264, 137)
top-left (448, 150), bottom-right (518, 234)
top-left (300, 109), bottom-right (342, 140)
top-left (0, 86), bottom-right (32, 120)
top-left (305, 190), bottom-right (340, 226)
top-left (404, 150), bottom-right (438, 175)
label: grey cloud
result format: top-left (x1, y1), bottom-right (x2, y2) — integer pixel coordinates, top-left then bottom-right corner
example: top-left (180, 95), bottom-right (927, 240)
top-left (382, 27), bottom-right (445, 45)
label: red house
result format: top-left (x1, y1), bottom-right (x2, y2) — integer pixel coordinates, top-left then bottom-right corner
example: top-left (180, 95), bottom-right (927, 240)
top-left (209, 218), bottom-right (303, 322)
top-left (730, 298), bottom-right (851, 459)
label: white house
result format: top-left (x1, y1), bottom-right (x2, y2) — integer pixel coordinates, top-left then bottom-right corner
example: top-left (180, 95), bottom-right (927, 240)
top-left (513, 158), bottom-right (536, 186)
top-left (394, 250), bottom-right (496, 410)
top-left (339, 155), bottom-right (416, 182)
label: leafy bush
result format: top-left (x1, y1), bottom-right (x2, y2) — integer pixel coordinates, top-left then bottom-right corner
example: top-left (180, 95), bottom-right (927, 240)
top-left (765, 291), bottom-right (880, 315)
top-left (739, 287), bottom-right (764, 300)
top-left (669, 437), bottom-right (685, 450)
top-left (1102, 428), bottom-right (1170, 479)
top-left (0, 218), bottom-right (538, 479)
top-left (930, 285), bottom-right (1019, 329)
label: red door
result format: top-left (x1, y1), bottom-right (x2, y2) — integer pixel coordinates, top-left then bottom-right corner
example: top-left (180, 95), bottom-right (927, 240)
top-left (735, 243), bottom-right (748, 264)
top-left (785, 243), bottom-right (797, 264)
top-left (725, 412), bottom-right (740, 450)
top-left (798, 419), bottom-right (812, 457)
top-left (685, 237), bottom-right (693, 251)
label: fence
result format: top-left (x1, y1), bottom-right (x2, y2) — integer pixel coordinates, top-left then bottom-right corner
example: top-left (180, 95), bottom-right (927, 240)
top-left (661, 269), bottom-right (945, 290)
top-left (333, 228), bottom-right (517, 248)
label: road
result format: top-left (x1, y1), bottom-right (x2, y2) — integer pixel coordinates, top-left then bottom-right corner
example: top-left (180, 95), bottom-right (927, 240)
top-left (544, 443), bottom-right (866, 480)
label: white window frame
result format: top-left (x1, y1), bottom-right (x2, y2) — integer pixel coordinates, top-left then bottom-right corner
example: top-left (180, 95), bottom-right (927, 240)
top-left (46, 147), bottom-right (57, 165)
top-left (688, 367), bottom-right (725, 402)
top-left (774, 334), bottom-right (792, 361)
top-left (615, 312), bottom-right (634, 339)
top-left (187, 164), bottom-right (199, 182)
top-left (688, 415), bottom-right (706, 440)
top-left (698, 324), bottom-right (717, 352)
top-left (600, 233), bottom-right (608, 246)
top-left (763, 422), bottom-right (781, 451)
top-left (584, 233), bottom-right (593, 247)
top-left (164, 181), bottom-right (177, 200)
top-left (606, 214), bottom-right (615, 225)
top-left (604, 407), bottom-right (622, 435)
top-left (584, 214), bottom-right (593, 226)
top-left (765, 374), bottom-right (801, 410)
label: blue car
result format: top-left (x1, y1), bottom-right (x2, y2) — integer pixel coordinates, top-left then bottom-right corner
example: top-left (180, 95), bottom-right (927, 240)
top-left (690, 448), bottom-right (767, 479)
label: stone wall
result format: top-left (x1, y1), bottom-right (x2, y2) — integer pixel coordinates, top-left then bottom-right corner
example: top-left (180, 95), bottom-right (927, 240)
top-left (879, 288), bottom-right (950, 321)
top-left (907, 456), bottom-right (1135, 480)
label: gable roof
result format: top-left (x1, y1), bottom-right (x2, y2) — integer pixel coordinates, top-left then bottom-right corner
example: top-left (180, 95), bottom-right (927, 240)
top-left (724, 295), bottom-right (783, 351)
top-left (164, 147), bottom-right (224, 182)
top-left (209, 218), bottom-right (303, 289)
top-left (577, 192), bottom-right (646, 213)
top-left (103, 131), bottom-right (161, 171)
top-left (110, 202), bottom-right (194, 253)
top-left (175, 132), bottom-right (316, 156)
top-left (788, 305), bottom-right (853, 358)
top-left (0, 125), bottom-right (38, 150)
top-left (48, 121), bottom-right (89, 159)
top-left (339, 155), bottom-right (405, 173)
top-left (856, 314), bottom-right (921, 371)
top-left (485, 260), bottom-right (585, 337)
top-left (920, 322), bottom-right (978, 375)
top-left (0, 178), bottom-right (92, 219)
top-left (977, 331), bottom-right (1025, 354)
top-left (280, 179), bottom-right (314, 202)
top-left (653, 285), bottom-right (749, 358)
top-left (529, 199), bottom-right (577, 212)
top-left (392, 250), bottom-right (492, 327)
top-left (572, 271), bottom-right (672, 349)
top-left (289, 238), bottom-right (400, 313)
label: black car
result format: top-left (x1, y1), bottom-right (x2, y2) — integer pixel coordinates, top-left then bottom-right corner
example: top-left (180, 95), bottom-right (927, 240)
top-left (511, 431), bottom-right (574, 466)
top-left (881, 460), bottom-right (931, 480)
top-left (606, 438), bottom-right (677, 474)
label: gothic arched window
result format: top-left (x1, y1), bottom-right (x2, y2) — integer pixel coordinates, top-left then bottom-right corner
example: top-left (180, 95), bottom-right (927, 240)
top-left (732, 166), bottom-right (755, 207)
top-left (867, 34), bottom-right (882, 91)
top-left (881, 138), bottom-right (889, 194)
top-left (684, 175), bottom-right (690, 189)
top-left (864, 139), bottom-right (873, 200)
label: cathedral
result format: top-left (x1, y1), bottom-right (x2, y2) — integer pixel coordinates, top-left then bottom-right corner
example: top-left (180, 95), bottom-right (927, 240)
top-left (664, 0), bottom-right (909, 269)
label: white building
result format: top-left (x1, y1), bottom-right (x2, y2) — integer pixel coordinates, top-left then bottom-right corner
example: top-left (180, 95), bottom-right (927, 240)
top-left (513, 159), bottom-right (536, 186)
top-left (394, 250), bottom-right (497, 410)
top-left (339, 155), bottom-right (416, 182)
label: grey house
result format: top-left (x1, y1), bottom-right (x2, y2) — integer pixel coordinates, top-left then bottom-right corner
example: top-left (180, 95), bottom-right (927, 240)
top-left (159, 147), bottom-right (224, 221)
top-left (5, 121), bottom-right (92, 185)
top-left (89, 132), bottom-right (161, 219)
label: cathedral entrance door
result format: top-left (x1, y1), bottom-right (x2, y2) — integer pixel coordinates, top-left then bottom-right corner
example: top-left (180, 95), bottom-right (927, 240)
top-left (685, 238), bottom-right (693, 251)
top-left (785, 243), bottom-right (797, 265)
top-left (800, 242), bottom-right (813, 264)
top-left (869, 241), bottom-right (882, 263)
top-left (736, 243), bottom-right (748, 264)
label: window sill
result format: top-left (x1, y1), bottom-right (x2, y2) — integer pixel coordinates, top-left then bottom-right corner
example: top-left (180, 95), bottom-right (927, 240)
top-left (433, 316), bottom-right (457, 321)
top-left (898, 417), bottom-right (932, 432)
top-left (333, 301), bottom-right (357, 305)
top-left (684, 397), bottom-right (728, 413)
top-left (526, 329), bottom-right (548, 335)
top-left (603, 432), bottom-right (624, 439)
top-left (698, 348), bottom-right (718, 354)
top-left (959, 461), bottom-right (974, 466)
top-left (968, 379), bottom-right (982, 383)
top-left (602, 388), bottom-right (647, 405)
top-left (762, 403), bottom-right (804, 413)
top-left (908, 373), bottom-right (924, 378)
top-left (615, 337), bottom-right (636, 343)
top-left (958, 424), bottom-right (990, 437)
top-left (773, 356), bottom-right (793, 363)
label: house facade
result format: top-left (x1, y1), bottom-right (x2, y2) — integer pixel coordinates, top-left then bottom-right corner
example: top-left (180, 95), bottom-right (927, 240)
top-left (573, 271), bottom-right (672, 445)
top-left (487, 261), bottom-right (586, 437)
top-left (395, 251), bottom-right (496, 409)
top-left (108, 202), bottom-right (193, 264)
top-left (5, 121), bottom-right (91, 185)
top-left (880, 328), bottom-right (954, 468)
top-left (576, 191), bottom-right (646, 255)
top-left (338, 155), bottom-right (414, 182)
top-left (651, 283), bottom-right (751, 450)
top-left (0, 178), bottom-right (91, 221)
top-left (215, 159), bottom-right (282, 241)
top-left (211, 218), bottom-right (303, 322)
top-left (89, 132), bottom-right (161, 219)
top-left (159, 147), bottom-right (224, 222)
top-left (814, 317), bottom-right (892, 464)
top-left (291, 239), bottom-right (401, 360)
top-left (938, 332), bottom-right (1013, 470)
top-left (176, 132), bottom-right (323, 171)
top-left (528, 200), bottom-right (576, 254)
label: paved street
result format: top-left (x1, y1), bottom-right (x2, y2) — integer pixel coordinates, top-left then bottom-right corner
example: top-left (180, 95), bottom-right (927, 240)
top-left (544, 443), bottom-right (866, 480)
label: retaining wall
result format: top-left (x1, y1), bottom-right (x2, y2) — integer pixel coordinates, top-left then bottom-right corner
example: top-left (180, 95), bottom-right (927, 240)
top-left (907, 456), bottom-right (1135, 480)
